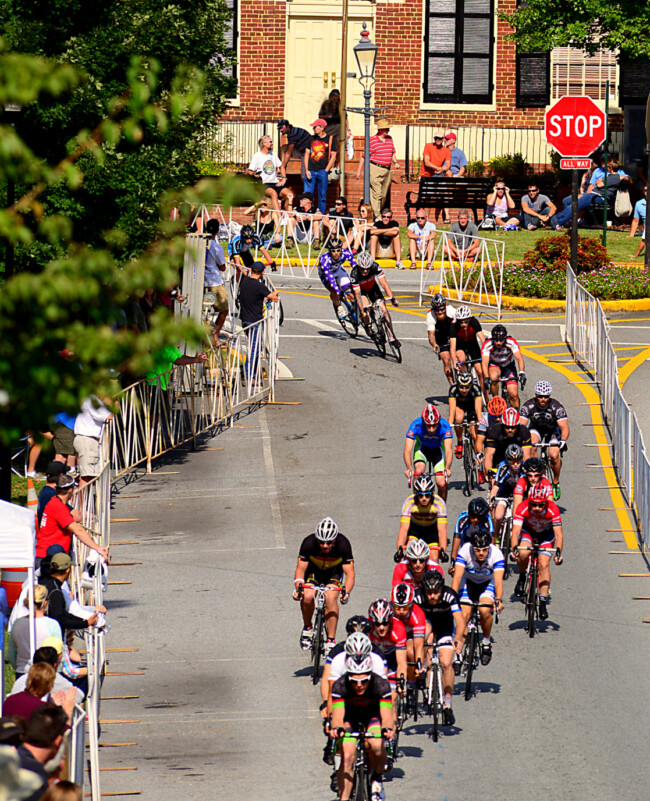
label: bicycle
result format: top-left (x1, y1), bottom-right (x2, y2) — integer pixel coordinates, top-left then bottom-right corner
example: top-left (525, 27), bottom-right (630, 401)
top-left (423, 639), bottom-right (445, 742)
top-left (496, 497), bottom-right (513, 579)
top-left (459, 600), bottom-right (497, 700)
top-left (334, 726), bottom-right (390, 801)
top-left (297, 584), bottom-right (340, 684)
top-left (514, 544), bottom-right (562, 638)
top-left (460, 421), bottom-right (479, 497)
top-left (336, 288), bottom-right (360, 338)
top-left (365, 300), bottom-right (402, 363)
top-left (405, 659), bottom-right (423, 723)
top-left (391, 674), bottom-right (406, 765)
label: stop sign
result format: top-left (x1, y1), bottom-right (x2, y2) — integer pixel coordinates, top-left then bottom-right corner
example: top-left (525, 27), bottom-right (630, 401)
top-left (544, 96), bottom-right (606, 157)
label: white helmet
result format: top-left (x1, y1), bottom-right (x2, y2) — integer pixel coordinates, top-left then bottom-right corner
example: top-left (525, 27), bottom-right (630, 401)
top-left (357, 251), bottom-right (373, 269)
top-left (456, 305), bottom-right (472, 321)
top-left (315, 517), bottom-right (339, 542)
top-left (345, 632), bottom-right (372, 660)
top-left (405, 538), bottom-right (430, 561)
top-left (535, 380), bottom-right (552, 397)
top-left (345, 654), bottom-right (373, 674)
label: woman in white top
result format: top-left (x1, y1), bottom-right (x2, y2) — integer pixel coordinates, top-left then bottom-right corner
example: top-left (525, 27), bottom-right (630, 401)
top-left (485, 182), bottom-right (519, 228)
top-left (7, 585), bottom-right (62, 678)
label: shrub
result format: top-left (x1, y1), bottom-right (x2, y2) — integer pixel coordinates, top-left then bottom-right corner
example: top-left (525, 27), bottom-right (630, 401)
top-left (466, 159), bottom-right (486, 178)
top-left (487, 152), bottom-right (530, 179)
top-left (522, 233), bottom-right (610, 274)
top-left (501, 263), bottom-right (650, 300)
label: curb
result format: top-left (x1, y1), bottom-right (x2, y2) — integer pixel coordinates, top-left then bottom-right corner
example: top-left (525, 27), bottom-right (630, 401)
top-left (425, 288), bottom-right (650, 312)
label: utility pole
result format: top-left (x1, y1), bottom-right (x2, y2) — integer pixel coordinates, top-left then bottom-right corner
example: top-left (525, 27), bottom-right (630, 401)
top-left (339, 0), bottom-right (349, 195)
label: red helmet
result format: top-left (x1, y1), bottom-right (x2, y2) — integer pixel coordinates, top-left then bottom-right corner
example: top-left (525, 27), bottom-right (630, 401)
top-left (502, 407), bottom-right (520, 427)
top-left (529, 483), bottom-right (552, 505)
top-left (487, 396), bottom-right (507, 417)
top-left (422, 404), bottom-right (440, 426)
top-left (391, 583), bottom-right (415, 608)
top-left (368, 598), bottom-right (394, 625)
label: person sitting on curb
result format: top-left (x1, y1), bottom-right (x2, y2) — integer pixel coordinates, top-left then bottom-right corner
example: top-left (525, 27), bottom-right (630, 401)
top-left (446, 210), bottom-right (480, 262)
top-left (407, 209), bottom-right (436, 269)
top-left (369, 208), bottom-right (405, 269)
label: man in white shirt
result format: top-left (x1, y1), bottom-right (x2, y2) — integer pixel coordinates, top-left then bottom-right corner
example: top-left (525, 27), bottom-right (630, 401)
top-left (248, 134), bottom-right (293, 211)
top-left (73, 397), bottom-right (112, 486)
top-left (204, 218), bottom-right (228, 345)
top-left (407, 209), bottom-right (437, 269)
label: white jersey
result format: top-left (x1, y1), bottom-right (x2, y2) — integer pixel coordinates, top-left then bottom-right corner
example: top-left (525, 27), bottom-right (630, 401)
top-left (328, 650), bottom-right (387, 683)
top-left (455, 542), bottom-right (505, 584)
top-left (426, 305), bottom-right (456, 331)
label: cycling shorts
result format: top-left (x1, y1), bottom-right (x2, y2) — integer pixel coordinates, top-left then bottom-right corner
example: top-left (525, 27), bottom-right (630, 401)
top-left (434, 329), bottom-right (451, 353)
top-left (424, 618), bottom-right (454, 648)
top-left (452, 405), bottom-right (478, 423)
top-left (490, 361), bottom-right (518, 386)
top-left (340, 718), bottom-right (382, 743)
top-left (518, 528), bottom-right (555, 550)
top-left (407, 521), bottom-right (439, 547)
top-left (413, 444), bottom-right (445, 473)
top-left (459, 580), bottom-right (496, 604)
top-left (360, 284), bottom-right (384, 304)
top-left (304, 569), bottom-right (344, 589)
top-left (383, 650), bottom-right (405, 684)
top-left (320, 264), bottom-right (351, 294)
top-left (456, 341), bottom-right (482, 363)
top-left (529, 427), bottom-right (561, 445)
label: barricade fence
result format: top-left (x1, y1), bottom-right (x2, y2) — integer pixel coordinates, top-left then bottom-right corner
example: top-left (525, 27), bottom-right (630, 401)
top-left (418, 231), bottom-right (505, 318)
top-left (565, 264), bottom-right (649, 551)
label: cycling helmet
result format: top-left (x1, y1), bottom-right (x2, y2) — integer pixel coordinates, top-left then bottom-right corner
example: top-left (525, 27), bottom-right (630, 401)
top-left (505, 443), bottom-right (524, 463)
top-left (315, 516), bottom-right (339, 543)
top-left (345, 632), bottom-right (372, 660)
top-left (357, 251), bottom-right (373, 270)
top-left (491, 324), bottom-right (508, 341)
top-left (368, 598), bottom-right (394, 625)
top-left (523, 457), bottom-right (544, 474)
top-left (502, 407), bottom-right (520, 427)
top-left (413, 474), bottom-right (435, 495)
top-left (405, 538), bottom-right (430, 561)
top-left (430, 293), bottom-right (446, 309)
top-left (420, 569), bottom-right (445, 593)
top-left (328, 238), bottom-right (343, 252)
top-left (457, 372), bottom-right (474, 389)
top-left (535, 380), bottom-right (553, 397)
top-left (470, 528), bottom-right (492, 549)
top-left (529, 483), bottom-right (552, 504)
top-left (345, 654), bottom-right (373, 675)
top-left (346, 615), bottom-right (372, 636)
top-left (456, 305), bottom-right (472, 321)
top-left (240, 224), bottom-right (255, 239)
top-left (487, 396), bottom-right (508, 416)
top-left (422, 404), bottom-right (440, 426)
top-left (468, 496), bottom-right (490, 520)
top-left (391, 583), bottom-right (415, 608)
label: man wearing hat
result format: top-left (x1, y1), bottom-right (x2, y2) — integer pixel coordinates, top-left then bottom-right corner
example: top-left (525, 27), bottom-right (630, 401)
top-left (444, 133), bottom-right (468, 178)
top-left (39, 553), bottom-right (99, 635)
top-left (36, 461), bottom-right (81, 528)
top-left (355, 118), bottom-right (399, 217)
top-left (420, 132), bottom-right (451, 179)
top-left (237, 262), bottom-right (280, 388)
top-left (303, 119), bottom-right (336, 214)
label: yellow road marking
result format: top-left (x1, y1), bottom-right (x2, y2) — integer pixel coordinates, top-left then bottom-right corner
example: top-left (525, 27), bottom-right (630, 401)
top-left (608, 318), bottom-right (650, 323)
top-left (618, 345), bottom-right (650, 386)
top-left (499, 315), bottom-right (565, 322)
top-left (525, 341), bottom-right (569, 348)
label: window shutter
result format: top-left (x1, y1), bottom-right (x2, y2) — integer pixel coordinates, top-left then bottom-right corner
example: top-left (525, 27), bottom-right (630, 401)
top-left (221, 0), bottom-right (238, 82)
top-left (619, 57), bottom-right (650, 105)
top-left (516, 52), bottom-right (550, 108)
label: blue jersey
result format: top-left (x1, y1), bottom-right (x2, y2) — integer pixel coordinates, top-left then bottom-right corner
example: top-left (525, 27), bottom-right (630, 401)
top-left (228, 234), bottom-right (261, 258)
top-left (454, 512), bottom-right (494, 546)
top-left (494, 460), bottom-right (524, 497)
top-left (406, 417), bottom-right (453, 450)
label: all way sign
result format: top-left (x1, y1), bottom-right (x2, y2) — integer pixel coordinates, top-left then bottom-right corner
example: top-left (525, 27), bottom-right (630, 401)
top-left (560, 158), bottom-right (592, 169)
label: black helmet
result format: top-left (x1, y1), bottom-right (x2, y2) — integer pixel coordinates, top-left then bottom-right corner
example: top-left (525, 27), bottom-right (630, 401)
top-left (328, 238), bottom-right (343, 252)
top-left (205, 218), bottom-right (220, 235)
top-left (430, 293), bottom-right (446, 309)
top-left (241, 224), bottom-right (255, 239)
top-left (470, 528), bottom-right (492, 549)
top-left (346, 615), bottom-right (371, 635)
top-left (421, 569), bottom-right (444, 593)
top-left (457, 372), bottom-right (473, 389)
top-left (523, 457), bottom-right (544, 474)
top-left (491, 324), bottom-right (507, 341)
top-left (505, 443), bottom-right (523, 463)
top-left (468, 497), bottom-right (489, 520)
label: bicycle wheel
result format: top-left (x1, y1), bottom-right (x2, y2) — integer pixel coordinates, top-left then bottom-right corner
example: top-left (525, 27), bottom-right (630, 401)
top-left (464, 630), bottom-right (477, 701)
top-left (500, 516), bottom-right (512, 580)
top-left (371, 319), bottom-right (387, 356)
top-left (338, 298), bottom-right (359, 338)
top-left (352, 748), bottom-right (369, 801)
top-left (463, 438), bottom-right (473, 497)
top-left (382, 318), bottom-right (402, 363)
top-left (311, 608), bottom-right (325, 684)
top-left (412, 683), bottom-right (419, 722)
top-left (526, 567), bottom-right (537, 639)
top-left (428, 665), bottom-right (440, 742)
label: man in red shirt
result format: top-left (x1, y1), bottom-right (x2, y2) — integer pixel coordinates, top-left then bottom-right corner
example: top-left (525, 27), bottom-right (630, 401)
top-left (355, 118), bottom-right (399, 217)
top-left (37, 475), bottom-right (109, 564)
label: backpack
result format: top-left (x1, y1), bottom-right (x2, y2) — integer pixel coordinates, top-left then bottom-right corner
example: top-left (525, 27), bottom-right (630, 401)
top-left (614, 188), bottom-right (633, 218)
top-left (477, 214), bottom-right (496, 231)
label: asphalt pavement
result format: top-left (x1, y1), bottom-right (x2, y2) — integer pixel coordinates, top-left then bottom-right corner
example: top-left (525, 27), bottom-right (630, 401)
top-left (99, 275), bottom-right (650, 801)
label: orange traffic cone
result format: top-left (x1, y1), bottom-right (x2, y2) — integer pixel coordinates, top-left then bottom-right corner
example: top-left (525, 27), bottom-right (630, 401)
top-left (26, 478), bottom-right (38, 513)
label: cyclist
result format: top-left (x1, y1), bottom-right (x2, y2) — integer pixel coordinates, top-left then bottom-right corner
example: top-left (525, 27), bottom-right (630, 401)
top-left (449, 305), bottom-right (487, 399)
top-left (317, 238), bottom-right (356, 319)
top-left (475, 395), bottom-right (508, 484)
top-left (512, 456), bottom-right (552, 513)
top-left (483, 407), bottom-right (532, 482)
top-left (330, 655), bottom-right (393, 801)
top-left (228, 224), bottom-right (276, 275)
top-left (391, 583), bottom-right (426, 683)
top-left (448, 372), bottom-right (483, 459)
top-left (511, 483), bottom-right (564, 620)
top-left (451, 528), bottom-right (504, 665)
top-left (321, 616), bottom-right (377, 713)
top-left (480, 324), bottom-right (526, 409)
top-left (404, 404), bottom-right (453, 501)
top-left (392, 539), bottom-right (444, 592)
top-left (368, 599), bottom-right (408, 696)
top-left (416, 569), bottom-right (465, 725)
top-left (350, 251), bottom-right (400, 348)
top-left (489, 443), bottom-right (525, 544)
top-left (450, 496), bottom-right (495, 568)
top-left (426, 294), bottom-right (456, 386)
top-left (520, 380), bottom-right (570, 500)
top-left (293, 517), bottom-right (355, 654)
top-left (396, 474), bottom-right (448, 561)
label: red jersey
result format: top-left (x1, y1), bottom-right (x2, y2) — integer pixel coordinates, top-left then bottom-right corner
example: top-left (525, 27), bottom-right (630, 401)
top-left (36, 496), bottom-right (74, 557)
top-left (513, 499), bottom-right (562, 535)
top-left (369, 618), bottom-right (407, 657)
top-left (514, 475), bottom-right (552, 505)
top-left (392, 559), bottom-right (444, 589)
top-left (395, 603), bottom-right (427, 639)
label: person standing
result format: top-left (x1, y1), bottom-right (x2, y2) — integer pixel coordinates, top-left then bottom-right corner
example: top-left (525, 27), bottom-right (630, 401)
top-left (278, 119), bottom-right (312, 179)
top-left (204, 218), bottom-right (229, 346)
top-left (304, 119), bottom-right (336, 214)
top-left (355, 120), bottom-right (399, 217)
top-left (237, 262), bottom-right (280, 388)
top-left (247, 134), bottom-right (292, 211)
top-left (73, 397), bottom-right (113, 487)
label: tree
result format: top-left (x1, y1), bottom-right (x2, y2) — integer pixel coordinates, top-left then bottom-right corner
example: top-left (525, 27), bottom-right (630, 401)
top-left (502, 1), bottom-right (650, 59)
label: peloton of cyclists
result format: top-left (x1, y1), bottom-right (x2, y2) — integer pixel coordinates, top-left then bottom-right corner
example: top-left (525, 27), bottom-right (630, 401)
top-left (448, 372), bottom-right (483, 459)
top-left (317, 238), bottom-right (356, 319)
top-left (450, 496), bottom-right (495, 567)
top-left (520, 380), bottom-right (570, 500)
top-left (350, 251), bottom-right (401, 348)
top-left (404, 405), bottom-right (453, 501)
top-left (427, 294), bottom-right (456, 386)
top-left (489, 443), bottom-right (525, 544)
top-left (395, 474), bottom-right (448, 561)
top-left (481, 324), bottom-right (526, 410)
top-left (449, 305), bottom-right (487, 401)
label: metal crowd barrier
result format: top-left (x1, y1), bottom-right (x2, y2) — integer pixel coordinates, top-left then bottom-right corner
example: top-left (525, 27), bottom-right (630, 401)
top-left (565, 264), bottom-right (649, 550)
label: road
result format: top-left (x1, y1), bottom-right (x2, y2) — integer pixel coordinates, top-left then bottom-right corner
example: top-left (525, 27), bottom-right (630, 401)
top-left (99, 274), bottom-right (649, 801)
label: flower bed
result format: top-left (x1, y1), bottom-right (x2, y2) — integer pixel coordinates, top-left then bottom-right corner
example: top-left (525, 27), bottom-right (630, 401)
top-left (502, 263), bottom-right (650, 300)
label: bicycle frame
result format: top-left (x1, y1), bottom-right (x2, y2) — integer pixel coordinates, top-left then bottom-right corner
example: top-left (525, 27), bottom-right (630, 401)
top-left (518, 545), bottom-right (556, 638)
top-left (423, 640), bottom-right (445, 741)
top-left (460, 599), bottom-right (497, 699)
top-left (460, 421), bottom-right (479, 497)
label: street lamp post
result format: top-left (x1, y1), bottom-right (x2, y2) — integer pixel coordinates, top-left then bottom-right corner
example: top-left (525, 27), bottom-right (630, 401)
top-left (351, 23), bottom-right (379, 205)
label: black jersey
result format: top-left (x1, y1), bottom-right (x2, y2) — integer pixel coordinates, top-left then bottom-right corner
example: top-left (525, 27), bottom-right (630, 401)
top-left (449, 317), bottom-right (482, 344)
top-left (415, 585), bottom-right (461, 620)
top-left (485, 422), bottom-right (531, 464)
top-left (520, 398), bottom-right (567, 434)
top-left (350, 263), bottom-right (383, 294)
top-left (298, 533), bottom-right (354, 580)
top-left (331, 673), bottom-right (392, 723)
top-left (449, 381), bottom-right (482, 411)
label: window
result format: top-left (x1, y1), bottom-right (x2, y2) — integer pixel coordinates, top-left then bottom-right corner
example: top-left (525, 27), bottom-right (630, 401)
top-left (423, 0), bottom-right (494, 105)
top-left (223, 0), bottom-right (239, 88)
top-left (619, 57), bottom-right (650, 106)
top-left (516, 52), bottom-right (550, 108)
top-left (551, 47), bottom-right (618, 107)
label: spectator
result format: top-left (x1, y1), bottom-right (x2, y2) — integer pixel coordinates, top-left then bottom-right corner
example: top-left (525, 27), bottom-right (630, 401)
top-left (323, 196), bottom-right (354, 249)
top-left (630, 226), bottom-right (646, 259)
top-left (49, 415), bottom-right (78, 472)
top-left (352, 202), bottom-right (374, 253)
top-left (178, 202), bottom-right (198, 233)
top-left (553, 160), bottom-right (629, 229)
top-left (485, 182), bottom-right (520, 228)
top-left (204, 218), bottom-right (229, 347)
top-left (37, 462), bottom-right (80, 529)
top-left (304, 119), bottom-right (335, 214)
top-left (0, 716), bottom-right (24, 747)
top-left (446, 209), bottom-right (480, 261)
top-left (278, 119), bottom-right (312, 179)
top-left (237, 262), bottom-right (280, 389)
top-left (420, 133), bottom-right (451, 179)
top-left (39, 554), bottom-right (100, 636)
top-left (3, 663), bottom-right (57, 719)
top-left (7, 586), bottom-right (62, 679)
top-left (287, 193), bottom-right (322, 245)
top-left (40, 781), bottom-right (83, 801)
top-left (17, 706), bottom-right (69, 801)
top-left (36, 477), bottom-right (108, 565)
top-left (444, 133), bottom-right (468, 177)
top-left (244, 200), bottom-right (282, 248)
top-left (355, 119), bottom-right (399, 217)
top-left (407, 209), bottom-right (436, 269)
top-left (248, 134), bottom-right (293, 211)
top-left (145, 345), bottom-right (207, 392)
top-left (9, 645), bottom-right (84, 704)
top-left (519, 183), bottom-right (557, 230)
top-left (73, 397), bottom-right (113, 487)
top-left (318, 89), bottom-right (350, 156)
top-left (25, 435), bottom-right (44, 481)
top-left (138, 289), bottom-right (160, 326)
top-left (629, 185), bottom-right (647, 241)
top-left (369, 208), bottom-right (405, 269)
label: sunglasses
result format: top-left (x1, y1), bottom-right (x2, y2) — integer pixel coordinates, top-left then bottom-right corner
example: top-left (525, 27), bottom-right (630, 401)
top-left (416, 216), bottom-right (426, 220)
top-left (434, 307), bottom-right (446, 313)
top-left (350, 677), bottom-right (370, 686)
top-left (529, 501), bottom-right (547, 508)
top-left (335, 201), bottom-right (344, 206)
top-left (416, 492), bottom-right (433, 499)
top-left (382, 215), bottom-right (392, 219)
top-left (410, 557), bottom-right (427, 564)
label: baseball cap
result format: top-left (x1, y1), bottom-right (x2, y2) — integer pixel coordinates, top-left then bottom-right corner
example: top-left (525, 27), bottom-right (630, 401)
top-left (311, 118), bottom-right (327, 128)
top-left (444, 132), bottom-right (457, 141)
top-left (250, 262), bottom-right (266, 273)
top-left (300, 192), bottom-right (314, 202)
top-left (0, 717), bottom-right (23, 744)
top-left (41, 636), bottom-right (64, 655)
top-left (277, 119), bottom-right (290, 129)
top-left (50, 553), bottom-right (73, 572)
top-left (433, 133), bottom-right (444, 140)
top-left (46, 461), bottom-right (69, 478)
top-left (57, 474), bottom-right (76, 490)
